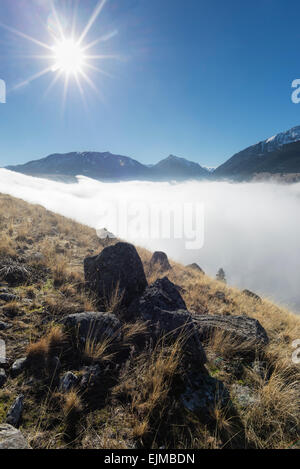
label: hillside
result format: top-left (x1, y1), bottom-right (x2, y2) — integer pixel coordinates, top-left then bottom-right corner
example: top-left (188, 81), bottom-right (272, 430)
top-left (0, 193), bottom-right (299, 449)
top-left (6, 152), bottom-right (210, 183)
top-left (214, 127), bottom-right (300, 181)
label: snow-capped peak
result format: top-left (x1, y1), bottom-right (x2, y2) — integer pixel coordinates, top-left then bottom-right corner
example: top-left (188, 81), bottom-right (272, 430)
top-left (263, 126), bottom-right (300, 152)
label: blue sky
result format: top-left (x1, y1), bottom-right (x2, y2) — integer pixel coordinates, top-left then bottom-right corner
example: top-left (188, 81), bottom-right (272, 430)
top-left (1, 0), bottom-right (300, 168)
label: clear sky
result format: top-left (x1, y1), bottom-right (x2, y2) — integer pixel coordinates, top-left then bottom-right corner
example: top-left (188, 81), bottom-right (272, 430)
top-left (1, 0), bottom-right (300, 168)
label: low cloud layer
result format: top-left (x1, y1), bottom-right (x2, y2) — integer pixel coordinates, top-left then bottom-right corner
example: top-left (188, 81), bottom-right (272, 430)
top-left (1, 168), bottom-right (300, 313)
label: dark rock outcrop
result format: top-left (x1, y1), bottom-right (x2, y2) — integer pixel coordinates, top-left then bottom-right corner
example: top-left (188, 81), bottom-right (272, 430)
top-left (195, 314), bottom-right (269, 350)
top-left (129, 277), bottom-right (187, 317)
top-left (150, 251), bottom-right (171, 272)
top-left (84, 242), bottom-right (147, 308)
top-left (62, 312), bottom-right (122, 344)
top-left (128, 277), bottom-right (206, 365)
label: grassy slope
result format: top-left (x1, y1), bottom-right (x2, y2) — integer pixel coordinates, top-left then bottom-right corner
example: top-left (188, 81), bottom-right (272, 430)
top-left (0, 192), bottom-right (299, 449)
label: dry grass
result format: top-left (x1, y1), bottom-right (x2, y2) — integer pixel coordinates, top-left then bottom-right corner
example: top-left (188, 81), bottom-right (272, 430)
top-left (113, 336), bottom-right (184, 444)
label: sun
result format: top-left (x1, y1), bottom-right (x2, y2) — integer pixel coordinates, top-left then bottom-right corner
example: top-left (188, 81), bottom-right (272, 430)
top-left (0, 0), bottom-right (119, 104)
top-left (52, 39), bottom-right (85, 75)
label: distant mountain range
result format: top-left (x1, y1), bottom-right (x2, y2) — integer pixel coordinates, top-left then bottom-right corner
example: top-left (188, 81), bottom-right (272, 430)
top-left (6, 152), bottom-right (210, 182)
top-left (5, 125), bottom-right (300, 183)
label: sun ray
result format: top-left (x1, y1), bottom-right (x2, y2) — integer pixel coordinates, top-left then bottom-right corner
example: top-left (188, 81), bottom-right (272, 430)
top-left (13, 66), bottom-right (53, 90)
top-left (43, 70), bottom-right (63, 99)
top-left (62, 73), bottom-right (70, 114)
top-left (78, 0), bottom-right (107, 45)
top-left (0, 22), bottom-right (53, 51)
top-left (82, 30), bottom-right (118, 51)
top-left (85, 62), bottom-right (114, 79)
top-left (84, 54), bottom-right (121, 60)
top-left (50, 0), bottom-right (65, 41)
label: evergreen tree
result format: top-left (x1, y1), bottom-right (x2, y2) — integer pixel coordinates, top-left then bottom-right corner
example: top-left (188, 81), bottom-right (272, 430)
top-left (216, 268), bottom-right (226, 283)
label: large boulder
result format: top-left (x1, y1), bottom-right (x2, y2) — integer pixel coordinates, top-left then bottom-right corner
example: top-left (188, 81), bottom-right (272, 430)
top-left (84, 242), bottom-right (147, 308)
top-left (62, 312), bottom-right (122, 344)
top-left (150, 251), bottom-right (171, 272)
top-left (129, 277), bottom-right (187, 318)
top-left (128, 278), bottom-right (206, 365)
top-left (195, 315), bottom-right (269, 351)
top-left (0, 424), bottom-right (30, 449)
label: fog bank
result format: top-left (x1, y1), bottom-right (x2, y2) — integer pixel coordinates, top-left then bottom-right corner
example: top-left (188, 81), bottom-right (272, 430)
top-left (0, 168), bottom-right (300, 313)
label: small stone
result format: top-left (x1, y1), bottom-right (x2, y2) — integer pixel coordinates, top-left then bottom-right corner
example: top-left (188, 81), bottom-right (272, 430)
top-left (0, 321), bottom-right (11, 331)
top-left (59, 372), bottom-right (79, 393)
top-left (11, 358), bottom-right (27, 378)
top-left (0, 369), bottom-right (7, 388)
top-left (6, 395), bottom-right (24, 428)
top-left (231, 384), bottom-right (259, 408)
top-left (0, 293), bottom-right (18, 302)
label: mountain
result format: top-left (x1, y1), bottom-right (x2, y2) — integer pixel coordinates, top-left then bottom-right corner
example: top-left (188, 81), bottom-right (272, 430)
top-left (6, 152), bottom-right (149, 182)
top-left (150, 155), bottom-right (209, 180)
top-left (214, 126), bottom-right (300, 180)
top-left (6, 152), bottom-right (210, 182)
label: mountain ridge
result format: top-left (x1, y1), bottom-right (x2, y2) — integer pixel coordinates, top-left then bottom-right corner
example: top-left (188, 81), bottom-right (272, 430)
top-left (6, 152), bottom-right (210, 182)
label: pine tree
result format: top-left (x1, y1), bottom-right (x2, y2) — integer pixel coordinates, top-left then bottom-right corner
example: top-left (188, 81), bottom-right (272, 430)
top-left (216, 268), bottom-right (226, 283)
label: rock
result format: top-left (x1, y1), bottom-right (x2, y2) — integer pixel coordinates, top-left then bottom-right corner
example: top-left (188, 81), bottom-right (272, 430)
top-left (84, 242), bottom-right (147, 308)
top-left (186, 263), bottom-right (205, 274)
top-left (128, 277), bottom-right (187, 318)
top-left (251, 360), bottom-right (267, 379)
top-left (0, 368), bottom-right (7, 388)
top-left (150, 251), bottom-right (171, 272)
top-left (59, 372), bottom-right (79, 393)
top-left (80, 365), bottom-right (102, 389)
top-left (0, 321), bottom-right (11, 331)
top-left (0, 260), bottom-right (30, 286)
top-left (195, 315), bottom-right (269, 353)
top-left (128, 278), bottom-right (206, 364)
top-left (243, 289), bottom-right (262, 303)
top-left (62, 312), bottom-right (122, 344)
top-left (11, 358), bottom-right (27, 378)
top-left (212, 291), bottom-right (226, 301)
top-left (30, 252), bottom-right (45, 263)
top-left (181, 372), bottom-right (229, 422)
top-left (0, 293), bottom-right (18, 302)
top-left (231, 384), bottom-right (259, 408)
top-left (6, 395), bottom-right (24, 427)
top-left (0, 424), bottom-right (30, 449)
